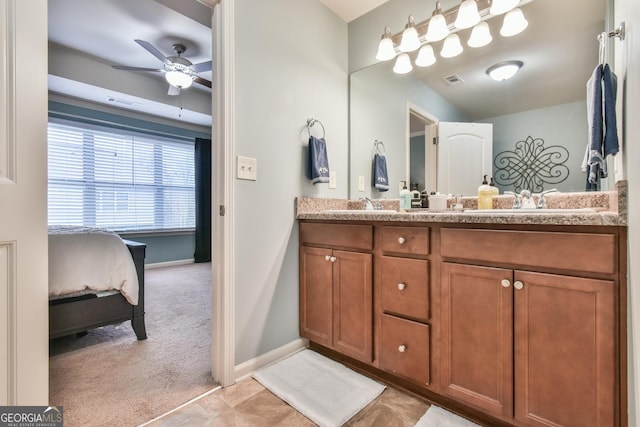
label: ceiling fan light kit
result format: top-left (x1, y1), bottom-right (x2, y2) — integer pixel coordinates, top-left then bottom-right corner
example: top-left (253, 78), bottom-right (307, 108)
top-left (111, 39), bottom-right (212, 95)
top-left (376, 0), bottom-right (530, 75)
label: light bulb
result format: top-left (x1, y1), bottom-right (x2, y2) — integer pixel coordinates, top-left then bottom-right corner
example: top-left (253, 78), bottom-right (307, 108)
top-left (393, 53), bottom-right (413, 74)
top-left (490, 0), bottom-right (519, 15)
top-left (415, 44), bottom-right (436, 67)
top-left (468, 21), bottom-right (492, 48)
top-left (399, 16), bottom-right (421, 52)
top-left (454, 0), bottom-right (481, 30)
top-left (486, 60), bottom-right (523, 81)
top-left (425, 2), bottom-right (449, 42)
top-left (440, 34), bottom-right (463, 58)
top-left (165, 70), bottom-right (193, 88)
top-left (376, 26), bottom-right (396, 61)
top-left (500, 8), bottom-right (528, 37)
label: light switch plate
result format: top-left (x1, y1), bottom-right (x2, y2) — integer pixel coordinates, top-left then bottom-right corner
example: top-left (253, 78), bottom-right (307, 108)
top-left (237, 156), bottom-right (257, 181)
top-left (329, 171), bottom-right (337, 189)
top-left (358, 176), bottom-right (365, 192)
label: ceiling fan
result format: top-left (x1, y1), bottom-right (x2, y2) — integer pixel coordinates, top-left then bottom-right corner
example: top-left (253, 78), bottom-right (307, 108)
top-left (112, 39), bottom-right (212, 96)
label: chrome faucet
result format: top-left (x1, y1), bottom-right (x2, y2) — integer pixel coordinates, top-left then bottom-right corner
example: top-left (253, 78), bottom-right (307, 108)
top-left (519, 190), bottom-right (536, 209)
top-left (504, 191), bottom-right (521, 209)
top-left (362, 197), bottom-right (382, 210)
top-left (537, 189), bottom-right (558, 209)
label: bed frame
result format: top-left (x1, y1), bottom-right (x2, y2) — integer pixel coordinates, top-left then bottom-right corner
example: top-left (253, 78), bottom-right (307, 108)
top-left (48, 239), bottom-right (147, 340)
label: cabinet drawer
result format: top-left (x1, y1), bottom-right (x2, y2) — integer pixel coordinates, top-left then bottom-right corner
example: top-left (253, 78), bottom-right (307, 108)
top-left (441, 228), bottom-right (616, 274)
top-left (379, 226), bottom-right (429, 256)
top-left (300, 222), bottom-right (373, 250)
top-left (379, 256), bottom-right (429, 321)
top-left (379, 314), bottom-right (430, 386)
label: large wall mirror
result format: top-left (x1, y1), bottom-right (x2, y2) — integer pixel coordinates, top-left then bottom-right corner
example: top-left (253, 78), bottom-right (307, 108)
top-left (349, 0), bottom-right (613, 198)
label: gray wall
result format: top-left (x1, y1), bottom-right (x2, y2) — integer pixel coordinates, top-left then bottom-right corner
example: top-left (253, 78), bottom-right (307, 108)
top-left (410, 135), bottom-right (426, 190)
top-left (120, 233), bottom-right (195, 264)
top-left (481, 101), bottom-right (589, 193)
top-left (233, 0), bottom-right (349, 365)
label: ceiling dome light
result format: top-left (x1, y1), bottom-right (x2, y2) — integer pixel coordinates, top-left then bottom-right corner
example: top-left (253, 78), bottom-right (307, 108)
top-left (393, 53), bottom-right (413, 74)
top-left (425, 1), bottom-right (449, 42)
top-left (165, 70), bottom-right (193, 88)
top-left (399, 15), bottom-right (421, 52)
top-left (376, 26), bottom-right (397, 61)
top-left (441, 34), bottom-right (463, 58)
top-left (500, 8), bottom-right (528, 37)
top-left (468, 21), bottom-right (492, 47)
top-left (489, 0), bottom-right (519, 15)
top-left (486, 60), bottom-right (523, 81)
top-left (454, 0), bottom-right (481, 29)
top-left (415, 44), bottom-right (436, 67)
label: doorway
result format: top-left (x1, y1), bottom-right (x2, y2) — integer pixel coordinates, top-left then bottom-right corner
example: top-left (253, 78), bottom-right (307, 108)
top-left (408, 104), bottom-right (438, 195)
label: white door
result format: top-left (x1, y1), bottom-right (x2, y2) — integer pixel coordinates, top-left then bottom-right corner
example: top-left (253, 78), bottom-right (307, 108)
top-left (437, 122), bottom-right (493, 196)
top-left (0, 0), bottom-right (49, 404)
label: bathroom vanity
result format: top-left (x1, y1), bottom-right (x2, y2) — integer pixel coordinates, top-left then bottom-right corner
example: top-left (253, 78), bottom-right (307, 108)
top-left (298, 203), bottom-right (626, 427)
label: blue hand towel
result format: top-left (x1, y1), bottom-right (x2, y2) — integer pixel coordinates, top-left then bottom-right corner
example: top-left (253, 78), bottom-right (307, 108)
top-left (602, 64), bottom-right (619, 157)
top-left (307, 136), bottom-right (330, 184)
top-left (372, 153), bottom-right (389, 191)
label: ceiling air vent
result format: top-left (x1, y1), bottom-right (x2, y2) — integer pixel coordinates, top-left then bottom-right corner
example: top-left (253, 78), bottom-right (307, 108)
top-left (443, 74), bottom-right (464, 86)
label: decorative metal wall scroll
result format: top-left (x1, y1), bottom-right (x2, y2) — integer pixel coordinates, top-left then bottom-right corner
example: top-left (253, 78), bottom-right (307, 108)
top-left (493, 136), bottom-right (570, 193)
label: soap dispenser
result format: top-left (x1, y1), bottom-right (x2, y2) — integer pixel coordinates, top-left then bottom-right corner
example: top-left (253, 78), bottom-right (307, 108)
top-left (477, 175), bottom-right (493, 210)
top-left (399, 181), bottom-right (411, 211)
top-left (489, 177), bottom-right (500, 197)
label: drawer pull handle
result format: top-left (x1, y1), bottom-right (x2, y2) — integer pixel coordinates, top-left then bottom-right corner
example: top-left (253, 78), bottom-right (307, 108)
top-left (397, 283), bottom-right (406, 291)
top-left (397, 237), bottom-right (406, 244)
top-left (398, 345), bottom-right (406, 353)
top-left (330, 256), bottom-right (337, 262)
top-left (514, 280), bottom-right (524, 290)
top-left (501, 279), bottom-right (511, 288)
top-left (325, 255), bottom-right (331, 261)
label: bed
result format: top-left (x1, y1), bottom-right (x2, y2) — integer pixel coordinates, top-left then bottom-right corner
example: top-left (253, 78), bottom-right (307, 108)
top-left (48, 226), bottom-right (147, 340)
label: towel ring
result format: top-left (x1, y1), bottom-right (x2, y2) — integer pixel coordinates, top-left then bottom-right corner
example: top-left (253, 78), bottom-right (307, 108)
top-left (374, 140), bottom-right (385, 155)
top-left (306, 118), bottom-right (325, 139)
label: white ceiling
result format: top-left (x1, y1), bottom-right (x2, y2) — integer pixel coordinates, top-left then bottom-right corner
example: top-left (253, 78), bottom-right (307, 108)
top-left (319, 0), bottom-right (390, 23)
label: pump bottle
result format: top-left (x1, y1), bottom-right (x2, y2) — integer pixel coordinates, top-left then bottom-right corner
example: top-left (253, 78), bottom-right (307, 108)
top-left (477, 175), bottom-right (494, 210)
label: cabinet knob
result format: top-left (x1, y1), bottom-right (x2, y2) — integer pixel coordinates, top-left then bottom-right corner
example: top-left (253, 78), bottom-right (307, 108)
top-left (330, 256), bottom-right (337, 262)
top-left (397, 283), bottom-right (406, 291)
top-left (325, 255), bottom-right (331, 261)
top-left (398, 345), bottom-right (406, 353)
top-left (501, 279), bottom-right (511, 288)
top-left (397, 237), bottom-right (406, 244)
top-left (514, 280), bottom-right (524, 290)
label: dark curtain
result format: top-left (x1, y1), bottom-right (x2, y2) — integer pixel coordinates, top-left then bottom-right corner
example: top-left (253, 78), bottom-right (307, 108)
top-left (194, 137), bottom-right (212, 262)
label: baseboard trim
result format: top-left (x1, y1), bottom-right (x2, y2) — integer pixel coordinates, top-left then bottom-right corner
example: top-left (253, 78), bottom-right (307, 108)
top-left (234, 338), bottom-right (309, 382)
top-left (145, 259), bottom-right (195, 269)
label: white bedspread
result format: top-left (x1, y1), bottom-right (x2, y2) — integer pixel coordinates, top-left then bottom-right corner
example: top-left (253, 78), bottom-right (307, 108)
top-left (48, 226), bottom-right (139, 305)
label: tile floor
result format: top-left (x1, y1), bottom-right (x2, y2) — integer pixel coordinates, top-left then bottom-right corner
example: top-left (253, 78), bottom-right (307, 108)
top-left (147, 377), bottom-right (430, 426)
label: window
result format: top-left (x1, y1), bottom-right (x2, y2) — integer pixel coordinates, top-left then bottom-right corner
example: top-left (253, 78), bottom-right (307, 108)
top-left (48, 119), bottom-right (195, 232)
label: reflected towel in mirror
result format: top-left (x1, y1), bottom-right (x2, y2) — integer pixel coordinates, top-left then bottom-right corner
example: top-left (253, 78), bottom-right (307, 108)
top-left (372, 153), bottom-right (389, 191)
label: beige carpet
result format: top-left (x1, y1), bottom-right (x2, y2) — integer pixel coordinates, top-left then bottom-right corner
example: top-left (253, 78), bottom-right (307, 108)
top-left (49, 262), bottom-right (216, 427)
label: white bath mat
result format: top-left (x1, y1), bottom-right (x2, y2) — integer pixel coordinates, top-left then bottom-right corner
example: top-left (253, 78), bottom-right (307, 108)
top-left (415, 405), bottom-right (482, 427)
top-left (252, 349), bottom-right (385, 427)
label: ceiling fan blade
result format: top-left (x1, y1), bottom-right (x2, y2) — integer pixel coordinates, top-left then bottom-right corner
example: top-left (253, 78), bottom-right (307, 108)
top-left (191, 60), bottom-right (212, 73)
top-left (193, 76), bottom-right (212, 88)
top-left (134, 39), bottom-right (171, 65)
top-left (111, 65), bottom-right (163, 72)
top-left (168, 85), bottom-right (180, 96)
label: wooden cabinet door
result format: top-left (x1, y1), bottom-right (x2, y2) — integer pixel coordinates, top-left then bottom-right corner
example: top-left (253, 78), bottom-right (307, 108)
top-left (299, 246), bottom-right (333, 347)
top-left (441, 262), bottom-right (514, 418)
top-left (514, 271), bottom-right (615, 427)
top-left (333, 250), bottom-right (373, 363)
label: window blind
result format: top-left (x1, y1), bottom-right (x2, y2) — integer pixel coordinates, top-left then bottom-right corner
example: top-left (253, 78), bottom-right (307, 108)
top-left (48, 119), bottom-right (195, 232)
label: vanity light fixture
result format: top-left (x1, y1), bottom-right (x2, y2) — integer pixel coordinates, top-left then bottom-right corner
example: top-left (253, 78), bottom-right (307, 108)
top-left (165, 70), bottom-right (193, 89)
top-left (454, 0), bottom-right (481, 29)
top-left (489, 0), bottom-right (519, 15)
top-left (425, 1), bottom-right (449, 42)
top-left (415, 44), bottom-right (437, 67)
top-left (399, 15), bottom-right (421, 52)
top-left (500, 7), bottom-right (528, 36)
top-left (377, 0), bottom-right (531, 74)
top-left (393, 53), bottom-right (414, 74)
top-left (486, 60), bottom-right (523, 81)
top-left (441, 34), bottom-right (464, 58)
top-left (468, 21), bottom-right (492, 47)
top-left (376, 26), bottom-right (396, 61)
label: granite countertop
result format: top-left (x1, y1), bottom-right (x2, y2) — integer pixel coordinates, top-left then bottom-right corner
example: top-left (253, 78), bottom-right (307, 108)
top-left (296, 183), bottom-right (627, 227)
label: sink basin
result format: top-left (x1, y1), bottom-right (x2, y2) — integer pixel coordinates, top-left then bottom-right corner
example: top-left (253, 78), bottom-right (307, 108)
top-left (321, 209), bottom-right (398, 214)
top-left (464, 208), bottom-right (597, 214)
